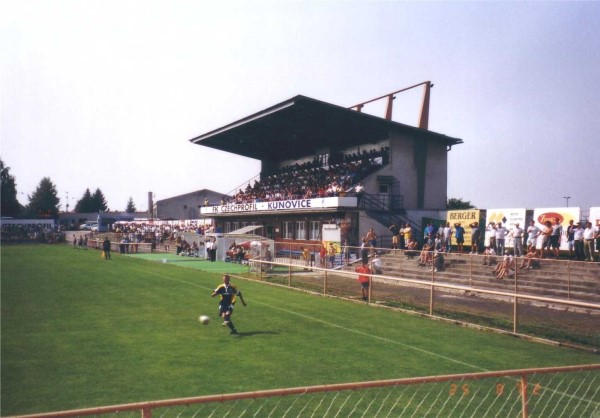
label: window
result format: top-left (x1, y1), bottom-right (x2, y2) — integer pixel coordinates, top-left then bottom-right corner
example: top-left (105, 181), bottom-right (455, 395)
top-left (296, 221), bottom-right (306, 240)
top-left (309, 221), bottom-right (320, 240)
top-left (283, 221), bottom-right (294, 239)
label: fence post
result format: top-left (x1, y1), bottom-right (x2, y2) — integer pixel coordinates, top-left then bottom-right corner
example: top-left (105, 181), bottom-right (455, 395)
top-left (514, 260), bottom-right (519, 334)
top-left (324, 270), bottom-right (328, 295)
top-left (520, 374), bottom-right (529, 418)
top-left (429, 261), bottom-right (435, 316)
top-left (142, 406), bottom-right (152, 418)
top-left (288, 265), bottom-right (292, 287)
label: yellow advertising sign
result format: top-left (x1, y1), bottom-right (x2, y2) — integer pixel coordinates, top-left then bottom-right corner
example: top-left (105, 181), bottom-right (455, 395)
top-left (446, 210), bottom-right (481, 247)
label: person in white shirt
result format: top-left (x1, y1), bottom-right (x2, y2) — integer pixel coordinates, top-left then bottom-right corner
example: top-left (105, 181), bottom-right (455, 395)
top-left (443, 222), bottom-right (453, 252)
top-left (495, 222), bottom-right (509, 256)
top-left (583, 222), bottom-right (596, 262)
top-left (526, 221), bottom-right (541, 252)
top-left (509, 223), bottom-right (524, 257)
top-left (573, 222), bottom-right (585, 261)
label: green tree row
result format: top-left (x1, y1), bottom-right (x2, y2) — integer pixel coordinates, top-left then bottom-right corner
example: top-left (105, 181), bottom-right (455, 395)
top-left (1, 159), bottom-right (136, 219)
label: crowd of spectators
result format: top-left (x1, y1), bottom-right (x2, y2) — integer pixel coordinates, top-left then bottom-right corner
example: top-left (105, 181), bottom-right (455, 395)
top-left (226, 147), bottom-right (389, 204)
top-left (92, 221), bottom-right (213, 243)
top-left (1, 222), bottom-right (65, 243)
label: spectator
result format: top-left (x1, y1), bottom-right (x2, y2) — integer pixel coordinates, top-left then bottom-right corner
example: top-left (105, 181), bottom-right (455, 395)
top-left (509, 223), bottom-right (524, 257)
top-left (355, 262), bottom-right (371, 301)
top-left (469, 221), bottom-right (481, 254)
top-left (482, 245), bottom-right (496, 266)
top-left (526, 220), bottom-right (541, 252)
top-left (583, 222), bottom-right (596, 262)
top-left (519, 248), bottom-right (540, 269)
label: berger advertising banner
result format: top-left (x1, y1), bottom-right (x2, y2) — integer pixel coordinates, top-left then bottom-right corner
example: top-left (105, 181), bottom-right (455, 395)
top-left (532, 207), bottom-right (581, 251)
top-left (484, 208), bottom-right (526, 248)
top-left (446, 209), bottom-right (481, 247)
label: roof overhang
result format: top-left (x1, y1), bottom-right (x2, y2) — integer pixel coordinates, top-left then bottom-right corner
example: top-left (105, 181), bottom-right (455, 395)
top-left (189, 95), bottom-right (462, 161)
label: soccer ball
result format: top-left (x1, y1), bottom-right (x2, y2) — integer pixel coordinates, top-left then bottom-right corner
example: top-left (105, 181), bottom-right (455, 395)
top-left (199, 315), bottom-right (210, 325)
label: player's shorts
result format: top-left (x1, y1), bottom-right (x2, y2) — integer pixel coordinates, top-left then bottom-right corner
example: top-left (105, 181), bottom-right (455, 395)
top-left (392, 235), bottom-right (399, 244)
top-left (456, 237), bottom-right (464, 244)
top-left (527, 237), bottom-right (537, 247)
top-left (219, 303), bottom-right (234, 315)
top-left (568, 240), bottom-right (574, 250)
top-left (360, 282), bottom-right (369, 289)
top-left (550, 235), bottom-right (560, 249)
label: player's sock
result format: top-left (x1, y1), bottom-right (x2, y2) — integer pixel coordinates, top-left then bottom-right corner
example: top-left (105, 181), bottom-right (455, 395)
top-left (227, 320), bottom-right (235, 331)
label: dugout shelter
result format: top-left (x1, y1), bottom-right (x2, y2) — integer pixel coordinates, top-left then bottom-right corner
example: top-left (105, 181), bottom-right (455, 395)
top-left (190, 85), bottom-right (463, 249)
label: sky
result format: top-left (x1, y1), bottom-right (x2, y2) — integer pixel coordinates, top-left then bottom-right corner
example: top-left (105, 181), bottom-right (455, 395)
top-left (2, 1), bottom-right (599, 214)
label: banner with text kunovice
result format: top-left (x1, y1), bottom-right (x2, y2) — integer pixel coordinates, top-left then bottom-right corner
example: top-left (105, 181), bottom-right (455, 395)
top-left (532, 207), bottom-right (581, 251)
top-left (199, 197), bottom-right (358, 215)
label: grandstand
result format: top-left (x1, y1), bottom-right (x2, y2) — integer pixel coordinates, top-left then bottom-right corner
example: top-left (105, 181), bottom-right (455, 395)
top-left (189, 88), bottom-right (462, 246)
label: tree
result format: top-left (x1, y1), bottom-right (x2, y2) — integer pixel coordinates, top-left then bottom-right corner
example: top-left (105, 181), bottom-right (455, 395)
top-left (1, 159), bottom-right (22, 217)
top-left (447, 198), bottom-right (475, 210)
top-left (91, 188), bottom-right (109, 213)
top-left (74, 188), bottom-right (94, 213)
top-left (26, 177), bottom-right (60, 218)
top-left (125, 197), bottom-right (136, 213)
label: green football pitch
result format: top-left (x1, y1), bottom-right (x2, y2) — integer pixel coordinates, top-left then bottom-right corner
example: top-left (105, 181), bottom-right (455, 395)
top-left (1, 245), bottom-right (597, 416)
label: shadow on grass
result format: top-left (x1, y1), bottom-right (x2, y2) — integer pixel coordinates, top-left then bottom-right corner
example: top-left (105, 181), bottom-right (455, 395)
top-left (235, 331), bottom-right (280, 337)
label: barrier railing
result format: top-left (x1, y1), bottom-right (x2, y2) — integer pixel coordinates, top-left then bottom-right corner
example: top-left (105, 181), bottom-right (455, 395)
top-left (247, 251), bottom-right (600, 349)
top-left (9, 364), bottom-right (599, 418)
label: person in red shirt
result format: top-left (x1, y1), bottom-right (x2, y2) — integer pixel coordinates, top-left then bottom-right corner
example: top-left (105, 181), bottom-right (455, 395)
top-left (319, 244), bottom-right (327, 268)
top-left (355, 262), bottom-right (371, 301)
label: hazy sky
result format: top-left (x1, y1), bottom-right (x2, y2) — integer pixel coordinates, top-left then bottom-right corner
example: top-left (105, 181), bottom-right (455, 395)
top-left (2, 1), bottom-right (599, 214)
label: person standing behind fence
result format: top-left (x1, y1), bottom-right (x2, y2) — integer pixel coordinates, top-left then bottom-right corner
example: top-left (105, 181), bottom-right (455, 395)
top-left (583, 222), bottom-right (595, 262)
top-left (360, 238), bottom-right (369, 265)
top-left (328, 243), bottom-right (336, 269)
top-left (540, 221), bottom-right (553, 258)
top-left (365, 228), bottom-right (377, 248)
top-left (388, 223), bottom-right (400, 250)
top-left (550, 218), bottom-right (563, 259)
top-left (486, 222), bottom-right (497, 253)
top-left (469, 222), bottom-right (480, 254)
top-left (319, 244), bottom-right (327, 268)
top-left (509, 223), bottom-right (524, 257)
top-left (573, 222), bottom-right (584, 261)
top-left (342, 240), bottom-right (350, 266)
top-left (495, 222), bottom-right (508, 256)
top-left (566, 220), bottom-right (576, 259)
top-left (526, 220), bottom-right (540, 252)
top-left (454, 223), bottom-right (465, 254)
top-left (402, 223), bottom-right (412, 248)
top-left (443, 222), bottom-right (453, 252)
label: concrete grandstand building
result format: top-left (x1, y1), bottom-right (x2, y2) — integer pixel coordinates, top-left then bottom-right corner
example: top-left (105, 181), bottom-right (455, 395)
top-left (188, 85), bottom-right (463, 247)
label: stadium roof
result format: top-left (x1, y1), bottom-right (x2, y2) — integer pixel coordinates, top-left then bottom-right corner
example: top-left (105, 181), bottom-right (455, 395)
top-left (189, 95), bottom-right (462, 161)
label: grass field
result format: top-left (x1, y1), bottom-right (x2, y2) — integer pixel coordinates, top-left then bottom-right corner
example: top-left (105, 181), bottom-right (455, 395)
top-left (1, 245), bottom-right (598, 416)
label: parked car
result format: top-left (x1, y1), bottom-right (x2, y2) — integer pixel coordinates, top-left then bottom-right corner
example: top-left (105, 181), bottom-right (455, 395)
top-left (79, 223), bottom-right (98, 231)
